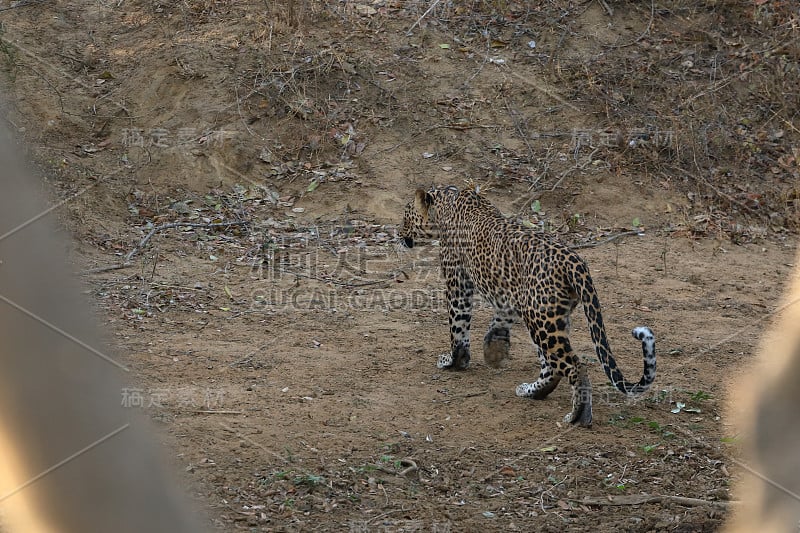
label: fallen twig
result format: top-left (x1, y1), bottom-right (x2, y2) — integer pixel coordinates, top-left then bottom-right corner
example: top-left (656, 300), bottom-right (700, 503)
top-left (549, 165), bottom-right (578, 192)
top-left (548, 24), bottom-right (571, 69)
top-left (398, 458), bottom-right (418, 477)
top-left (125, 221), bottom-right (249, 263)
top-left (541, 475), bottom-right (569, 514)
top-left (82, 220), bottom-right (248, 275)
top-left (366, 509), bottom-right (404, 525)
top-left (606, 0), bottom-right (654, 49)
top-left (0, 0), bottom-right (47, 13)
top-left (550, 147), bottom-right (599, 191)
top-left (406, 0), bottom-right (441, 35)
top-left (597, 0), bottom-right (613, 17)
top-left (667, 165), bottom-right (762, 217)
top-left (82, 263), bottom-right (131, 275)
top-left (457, 390), bottom-right (489, 399)
top-left (504, 96), bottom-right (536, 164)
top-left (571, 230), bottom-right (642, 249)
top-left (576, 493), bottom-right (736, 508)
top-left (681, 76), bottom-right (735, 107)
top-left (430, 123), bottom-right (500, 132)
top-left (506, 68), bottom-right (580, 112)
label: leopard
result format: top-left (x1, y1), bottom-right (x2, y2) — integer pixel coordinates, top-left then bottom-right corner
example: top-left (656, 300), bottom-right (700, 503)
top-left (400, 185), bottom-right (656, 427)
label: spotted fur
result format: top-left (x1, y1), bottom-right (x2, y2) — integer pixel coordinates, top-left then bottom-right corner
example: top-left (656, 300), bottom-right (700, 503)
top-left (400, 186), bottom-right (656, 427)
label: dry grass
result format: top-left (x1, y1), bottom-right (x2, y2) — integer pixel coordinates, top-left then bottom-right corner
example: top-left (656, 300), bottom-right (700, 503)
top-left (432, 0), bottom-right (800, 237)
top-left (48, 0), bottom-right (800, 239)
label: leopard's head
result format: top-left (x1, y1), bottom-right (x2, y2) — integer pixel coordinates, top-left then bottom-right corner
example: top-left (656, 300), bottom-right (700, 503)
top-left (400, 189), bottom-right (436, 248)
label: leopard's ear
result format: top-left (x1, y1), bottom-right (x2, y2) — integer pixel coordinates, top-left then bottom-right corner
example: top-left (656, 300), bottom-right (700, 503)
top-left (414, 188), bottom-right (431, 213)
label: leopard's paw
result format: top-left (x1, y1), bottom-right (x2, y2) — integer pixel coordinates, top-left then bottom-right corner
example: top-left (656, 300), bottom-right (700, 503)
top-left (437, 353), bottom-right (454, 369)
top-left (515, 383), bottom-right (535, 397)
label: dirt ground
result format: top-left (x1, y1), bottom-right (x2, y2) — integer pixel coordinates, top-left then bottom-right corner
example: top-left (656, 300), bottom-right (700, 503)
top-left (1, 0), bottom-right (798, 531)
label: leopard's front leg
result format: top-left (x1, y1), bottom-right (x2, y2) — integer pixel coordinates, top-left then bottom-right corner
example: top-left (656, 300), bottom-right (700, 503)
top-left (438, 269), bottom-right (474, 370)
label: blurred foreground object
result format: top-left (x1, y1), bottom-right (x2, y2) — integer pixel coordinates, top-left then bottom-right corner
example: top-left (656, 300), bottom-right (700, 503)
top-left (0, 123), bottom-right (204, 532)
top-left (726, 248), bottom-right (800, 532)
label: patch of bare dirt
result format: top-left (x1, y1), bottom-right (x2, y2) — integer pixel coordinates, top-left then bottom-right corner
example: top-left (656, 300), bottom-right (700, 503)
top-left (0, 0), bottom-right (798, 531)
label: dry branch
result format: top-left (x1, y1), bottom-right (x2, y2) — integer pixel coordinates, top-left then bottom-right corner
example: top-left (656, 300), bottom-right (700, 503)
top-left (571, 230), bottom-right (643, 249)
top-left (597, 0), bottom-right (613, 17)
top-left (576, 493), bottom-right (736, 508)
top-left (82, 221), bottom-right (248, 275)
top-left (406, 0), bottom-right (441, 35)
top-left (125, 221), bottom-right (248, 263)
top-left (507, 69), bottom-right (580, 112)
top-left (606, 0), bottom-right (654, 49)
top-left (0, 0), bottom-right (46, 13)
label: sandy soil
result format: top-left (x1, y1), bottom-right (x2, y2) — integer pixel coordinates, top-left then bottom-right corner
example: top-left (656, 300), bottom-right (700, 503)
top-left (0, 1), bottom-right (798, 531)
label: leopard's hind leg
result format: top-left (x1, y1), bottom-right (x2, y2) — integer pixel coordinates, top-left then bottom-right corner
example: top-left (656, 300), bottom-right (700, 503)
top-left (483, 305), bottom-right (518, 368)
top-left (514, 342), bottom-right (562, 400)
top-left (516, 319), bottom-right (592, 427)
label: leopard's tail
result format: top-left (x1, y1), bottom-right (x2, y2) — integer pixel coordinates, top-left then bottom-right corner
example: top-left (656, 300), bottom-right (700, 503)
top-left (569, 260), bottom-right (656, 397)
